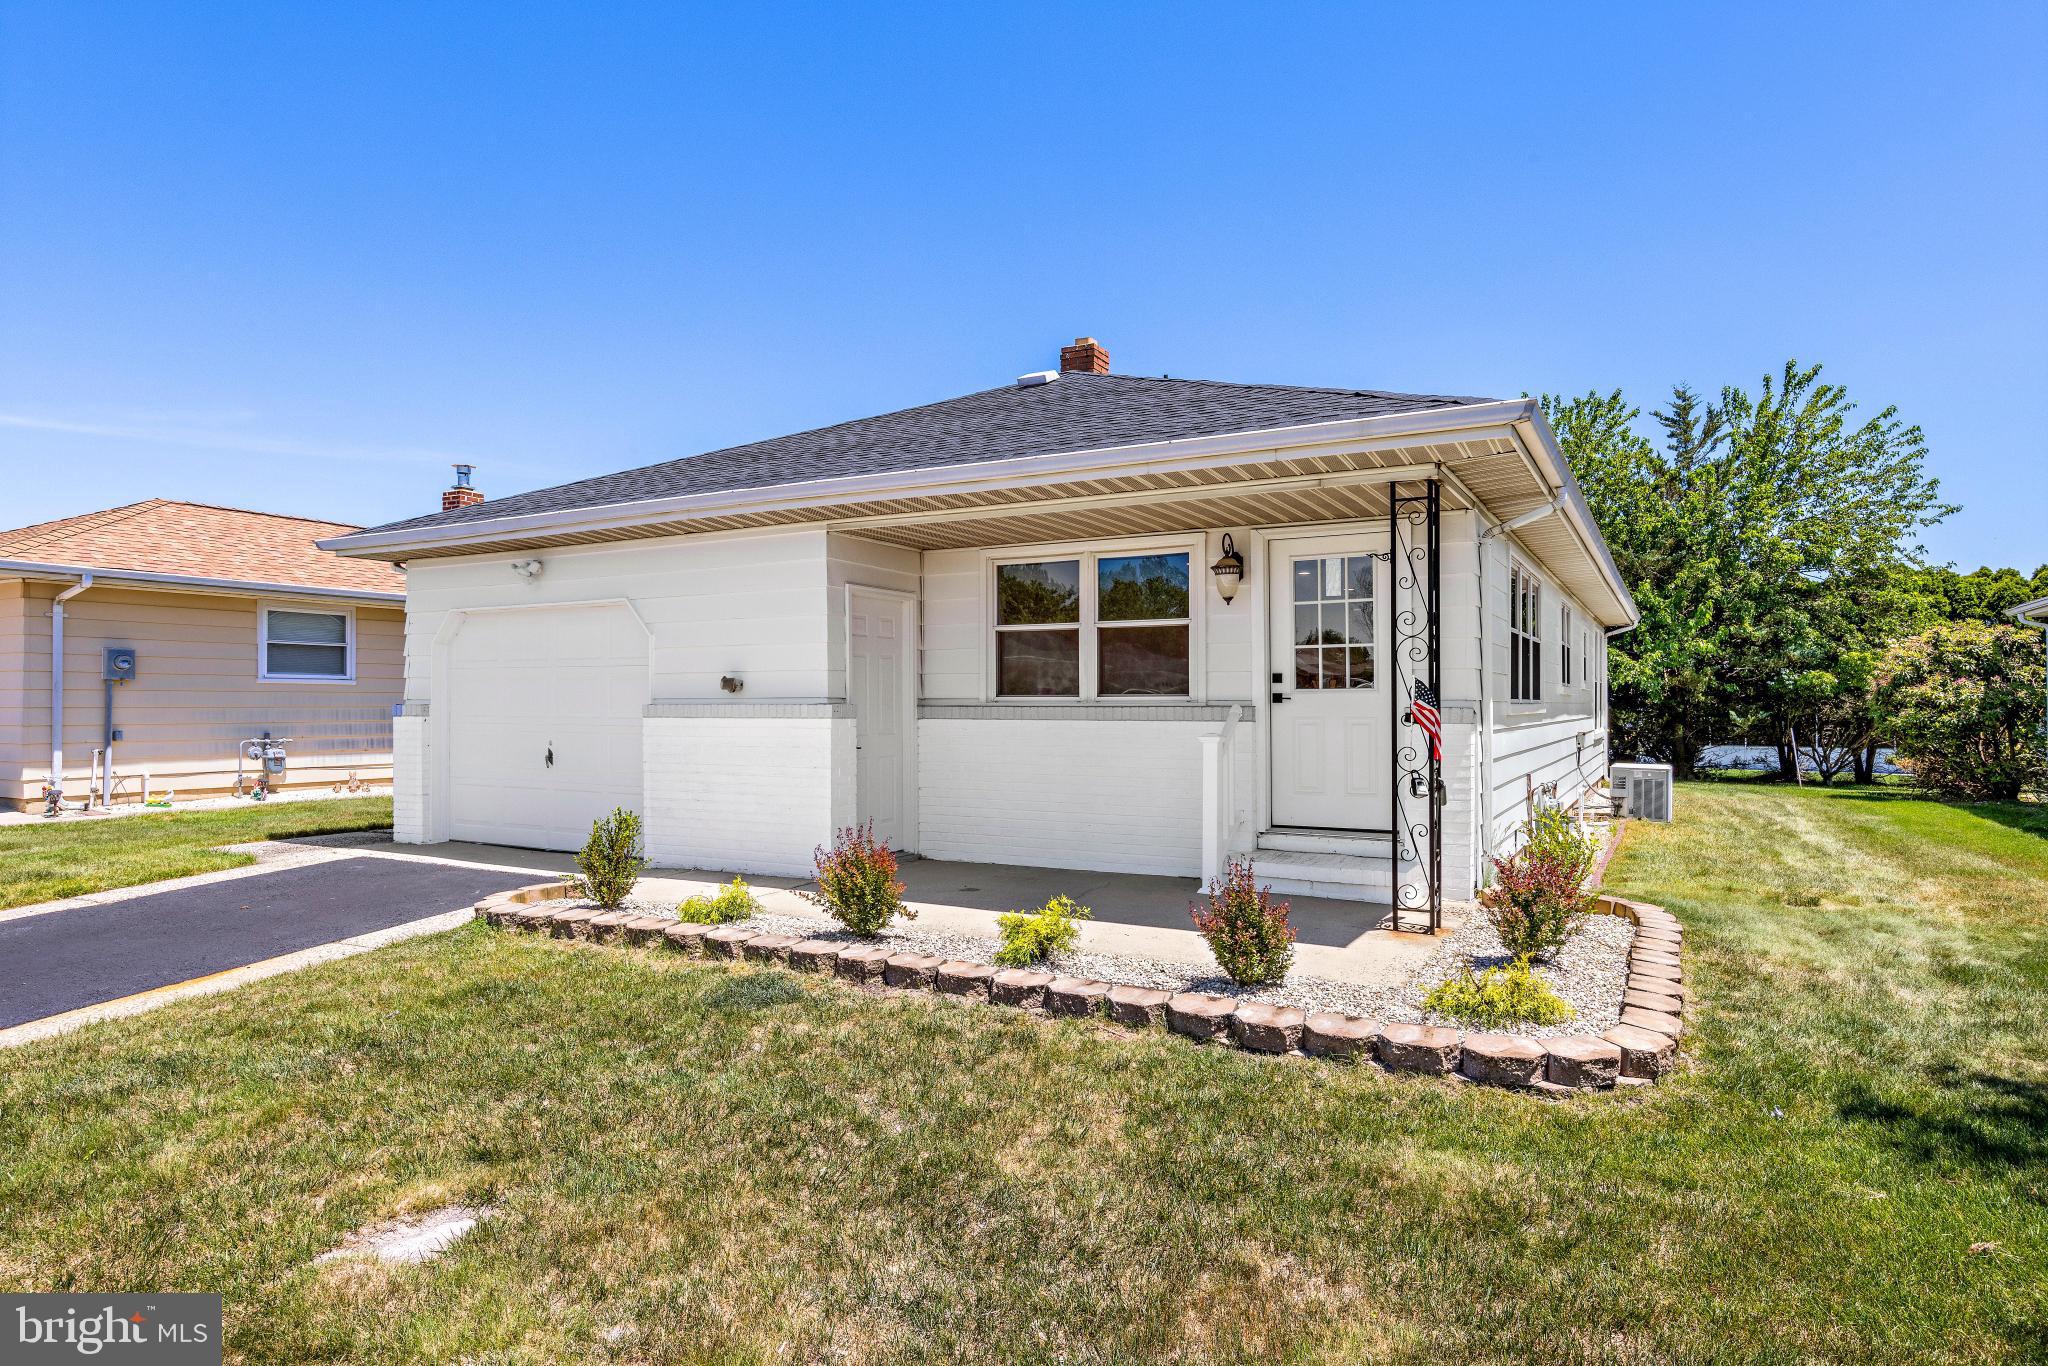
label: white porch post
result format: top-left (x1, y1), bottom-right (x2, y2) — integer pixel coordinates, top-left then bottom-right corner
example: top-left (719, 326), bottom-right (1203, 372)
top-left (1198, 704), bottom-right (1241, 887)
top-left (1199, 732), bottom-right (1225, 888)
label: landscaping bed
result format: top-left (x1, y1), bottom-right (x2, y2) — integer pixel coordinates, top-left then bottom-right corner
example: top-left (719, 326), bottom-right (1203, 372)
top-left (547, 893), bottom-right (1637, 1038)
top-left (484, 885), bottom-right (1680, 1090)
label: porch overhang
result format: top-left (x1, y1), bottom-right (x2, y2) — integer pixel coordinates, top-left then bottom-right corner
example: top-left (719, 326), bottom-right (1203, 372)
top-left (321, 398), bottom-right (1637, 628)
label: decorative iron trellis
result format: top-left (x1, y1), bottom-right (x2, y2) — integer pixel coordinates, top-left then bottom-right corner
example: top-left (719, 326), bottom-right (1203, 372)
top-left (1388, 480), bottom-right (1442, 933)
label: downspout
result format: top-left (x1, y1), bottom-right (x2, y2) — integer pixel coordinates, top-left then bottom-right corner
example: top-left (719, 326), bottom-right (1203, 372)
top-left (48, 574), bottom-right (93, 805)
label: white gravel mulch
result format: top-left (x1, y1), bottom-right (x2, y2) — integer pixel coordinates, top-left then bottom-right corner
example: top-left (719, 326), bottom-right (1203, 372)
top-left (609, 893), bottom-right (1634, 1039)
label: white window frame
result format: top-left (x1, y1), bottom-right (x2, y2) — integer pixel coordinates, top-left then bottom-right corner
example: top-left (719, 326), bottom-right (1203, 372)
top-left (258, 600), bottom-right (356, 683)
top-left (1510, 562), bottom-right (1542, 704)
top-left (1561, 603), bottom-right (1576, 687)
top-left (983, 533), bottom-right (1204, 702)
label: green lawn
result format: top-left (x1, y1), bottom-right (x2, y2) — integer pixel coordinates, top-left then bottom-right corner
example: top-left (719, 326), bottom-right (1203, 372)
top-left (1, 784), bottom-right (2042, 1362)
top-left (0, 798), bottom-right (394, 909)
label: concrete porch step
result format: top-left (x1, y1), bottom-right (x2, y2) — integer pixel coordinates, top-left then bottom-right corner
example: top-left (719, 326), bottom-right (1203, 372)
top-left (1241, 847), bottom-right (1392, 903)
top-left (1255, 828), bottom-right (1393, 857)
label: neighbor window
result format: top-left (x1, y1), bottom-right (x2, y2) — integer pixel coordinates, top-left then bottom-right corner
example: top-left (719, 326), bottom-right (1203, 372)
top-left (994, 547), bottom-right (1191, 698)
top-left (261, 605), bottom-right (353, 681)
top-left (1510, 565), bottom-right (1541, 703)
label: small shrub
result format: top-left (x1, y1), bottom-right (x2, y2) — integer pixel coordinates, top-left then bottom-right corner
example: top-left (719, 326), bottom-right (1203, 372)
top-left (571, 806), bottom-right (644, 909)
top-left (994, 894), bottom-right (1091, 967)
top-left (1190, 858), bottom-right (1295, 985)
top-left (802, 823), bottom-right (911, 936)
top-left (1424, 956), bottom-right (1576, 1029)
top-left (1479, 813), bottom-right (1595, 961)
top-left (1521, 805), bottom-right (1598, 886)
top-left (676, 877), bottom-right (759, 924)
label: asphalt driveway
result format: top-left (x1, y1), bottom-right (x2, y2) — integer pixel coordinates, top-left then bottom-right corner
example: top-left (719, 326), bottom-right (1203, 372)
top-left (0, 855), bottom-right (536, 1029)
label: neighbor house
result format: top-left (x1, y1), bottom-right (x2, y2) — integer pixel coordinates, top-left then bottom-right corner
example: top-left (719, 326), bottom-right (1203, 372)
top-left (1, 499), bottom-right (407, 811)
top-left (323, 339), bottom-right (1637, 927)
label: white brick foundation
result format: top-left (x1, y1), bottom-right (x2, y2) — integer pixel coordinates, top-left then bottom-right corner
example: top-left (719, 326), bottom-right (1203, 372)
top-left (642, 712), bottom-right (854, 877)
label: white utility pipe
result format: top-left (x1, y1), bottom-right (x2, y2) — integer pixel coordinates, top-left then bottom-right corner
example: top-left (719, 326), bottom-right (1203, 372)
top-left (1478, 496), bottom-right (1565, 542)
top-left (48, 574), bottom-right (93, 800)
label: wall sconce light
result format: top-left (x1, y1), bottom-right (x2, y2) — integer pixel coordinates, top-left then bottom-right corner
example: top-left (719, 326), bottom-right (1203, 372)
top-left (1210, 534), bottom-right (1245, 604)
top-left (510, 558), bottom-right (544, 580)
top-left (720, 675), bottom-right (744, 694)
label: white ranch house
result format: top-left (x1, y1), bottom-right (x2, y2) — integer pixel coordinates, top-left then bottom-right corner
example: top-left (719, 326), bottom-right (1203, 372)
top-left (324, 339), bottom-right (1637, 929)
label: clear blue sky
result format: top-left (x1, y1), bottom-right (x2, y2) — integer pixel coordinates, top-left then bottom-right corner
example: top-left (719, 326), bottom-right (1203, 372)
top-left (3, 2), bottom-right (2042, 568)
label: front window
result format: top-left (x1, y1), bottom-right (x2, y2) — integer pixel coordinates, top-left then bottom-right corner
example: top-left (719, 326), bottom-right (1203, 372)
top-left (995, 560), bottom-right (1081, 696)
top-left (994, 547), bottom-right (1192, 698)
top-left (262, 605), bottom-right (353, 681)
top-left (1510, 565), bottom-right (1541, 703)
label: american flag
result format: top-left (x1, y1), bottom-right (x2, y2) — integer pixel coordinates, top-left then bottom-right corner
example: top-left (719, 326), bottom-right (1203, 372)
top-left (1409, 680), bottom-right (1443, 764)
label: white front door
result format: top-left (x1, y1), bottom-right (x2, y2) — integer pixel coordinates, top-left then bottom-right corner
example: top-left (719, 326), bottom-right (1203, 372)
top-left (445, 603), bottom-right (647, 851)
top-left (847, 587), bottom-right (914, 851)
top-left (1267, 532), bottom-right (1391, 831)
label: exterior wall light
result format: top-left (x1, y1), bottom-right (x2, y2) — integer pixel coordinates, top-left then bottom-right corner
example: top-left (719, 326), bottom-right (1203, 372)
top-left (1210, 534), bottom-right (1246, 604)
top-left (510, 559), bottom-right (544, 579)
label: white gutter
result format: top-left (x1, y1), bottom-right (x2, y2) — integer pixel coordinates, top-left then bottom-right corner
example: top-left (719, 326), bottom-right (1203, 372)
top-left (48, 574), bottom-right (93, 799)
top-left (0, 559), bottom-right (402, 604)
top-left (317, 400), bottom-right (1543, 557)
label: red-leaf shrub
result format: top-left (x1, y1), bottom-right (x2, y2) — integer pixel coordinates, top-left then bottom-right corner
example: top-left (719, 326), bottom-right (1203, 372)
top-left (803, 822), bottom-right (911, 935)
top-left (1479, 843), bottom-right (1590, 962)
top-left (1191, 858), bottom-right (1295, 985)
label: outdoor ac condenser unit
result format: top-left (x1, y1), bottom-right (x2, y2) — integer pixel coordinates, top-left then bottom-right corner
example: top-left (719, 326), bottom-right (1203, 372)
top-left (1610, 762), bottom-right (1674, 822)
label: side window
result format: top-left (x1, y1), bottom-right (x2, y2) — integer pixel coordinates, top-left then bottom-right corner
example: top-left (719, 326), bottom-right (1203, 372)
top-left (1510, 565), bottom-right (1542, 703)
top-left (261, 605), bottom-right (353, 681)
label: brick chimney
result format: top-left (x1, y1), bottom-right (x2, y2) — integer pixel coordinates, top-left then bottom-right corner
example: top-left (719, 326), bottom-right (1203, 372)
top-left (442, 463), bottom-right (483, 512)
top-left (1059, 336), bottom-right (1110, 374)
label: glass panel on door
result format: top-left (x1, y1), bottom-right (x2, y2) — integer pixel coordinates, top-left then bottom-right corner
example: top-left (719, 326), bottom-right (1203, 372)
top-left (1288, 554), bottom-right (1375, 689)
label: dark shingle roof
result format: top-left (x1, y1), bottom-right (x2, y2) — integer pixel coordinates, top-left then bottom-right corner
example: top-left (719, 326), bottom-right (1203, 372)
top-left (364, 371), bottom-right (1491, 536)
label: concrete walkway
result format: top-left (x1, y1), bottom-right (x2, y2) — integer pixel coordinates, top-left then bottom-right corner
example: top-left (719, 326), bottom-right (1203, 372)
top-left (393, 839), bottom-right (1460, 986)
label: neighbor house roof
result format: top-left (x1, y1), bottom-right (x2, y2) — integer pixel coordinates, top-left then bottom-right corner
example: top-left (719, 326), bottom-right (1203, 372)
top-left (360, 372), bottom-right (1489, 538)
top-left (0, 499), bottom-right (405, 598)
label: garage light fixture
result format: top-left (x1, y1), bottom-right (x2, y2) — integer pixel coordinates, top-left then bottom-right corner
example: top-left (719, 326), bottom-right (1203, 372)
top-left (510, 558), bottom-right (544, 579)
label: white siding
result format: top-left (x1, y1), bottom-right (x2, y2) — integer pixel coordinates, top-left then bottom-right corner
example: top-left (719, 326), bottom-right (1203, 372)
top-left (402, 529), bottom-right (837, 704)
top-left (1474, 515), bottom-right (1608, 862)
top-left (916, 527), bottom-right (1258, 705)
top-left (825, 533), bottom-right (920, 703)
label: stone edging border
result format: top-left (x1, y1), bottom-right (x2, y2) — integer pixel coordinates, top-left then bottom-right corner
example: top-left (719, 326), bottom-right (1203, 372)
top-left (470, 884), bottom-right (1682, 1093)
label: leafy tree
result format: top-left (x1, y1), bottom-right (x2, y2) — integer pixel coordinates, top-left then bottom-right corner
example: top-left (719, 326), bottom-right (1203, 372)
top-left (1916, 564), bottom-right (2048, 623)
top-left (1876, 622), bottom-right (2046, 800)
top-left (1547, 363), bottom-right (1953, 778)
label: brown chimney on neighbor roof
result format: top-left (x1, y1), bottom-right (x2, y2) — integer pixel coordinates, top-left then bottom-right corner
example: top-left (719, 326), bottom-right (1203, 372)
top-left (443, 463), bottom-right (484, 512)
top-left (1060, 336), bottom-right (1110, 374)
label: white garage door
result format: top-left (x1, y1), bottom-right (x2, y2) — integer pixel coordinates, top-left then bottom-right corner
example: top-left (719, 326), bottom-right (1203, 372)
top-left (446, 603), bottom-right (647, 850)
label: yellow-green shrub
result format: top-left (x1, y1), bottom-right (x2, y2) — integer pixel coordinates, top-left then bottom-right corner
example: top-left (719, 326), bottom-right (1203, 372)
top-left (994, 895), bottom-right (1091, 967)
top-left (676, 877), bottom-right (759, 924)
top-left (1423, 957), bottom-right (1575, 1028)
